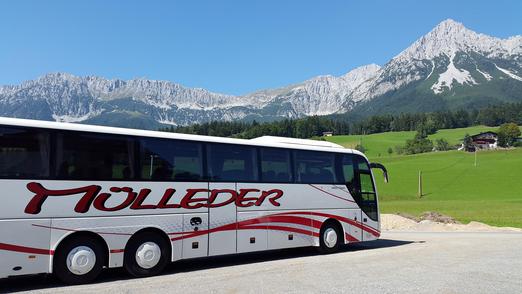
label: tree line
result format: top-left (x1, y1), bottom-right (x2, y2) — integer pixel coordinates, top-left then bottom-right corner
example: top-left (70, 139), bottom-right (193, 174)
top-left (161, 103), bottom-right (522, 139)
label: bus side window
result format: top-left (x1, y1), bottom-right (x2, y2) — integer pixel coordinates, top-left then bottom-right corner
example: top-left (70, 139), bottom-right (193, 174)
top-left (294, 150), bottom-right (336, 184)
top-left (340, 154), bottom-right (355, 192)
top-left (55, 132), bottom-right (135, 180)
top-left (259, 148), bottom-right (292, 183)
top-left (207, 143), bottom-right (258, 182)
top-left (140, 138), bottom-right (203, 181)
top-left (0, 126), bottom-right (50, 178)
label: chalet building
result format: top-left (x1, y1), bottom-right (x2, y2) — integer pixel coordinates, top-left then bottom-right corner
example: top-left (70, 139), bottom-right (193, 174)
top-left (471, 132), bottom-right (498, 149)
top-left (460, 131), bottom-right (498, 151)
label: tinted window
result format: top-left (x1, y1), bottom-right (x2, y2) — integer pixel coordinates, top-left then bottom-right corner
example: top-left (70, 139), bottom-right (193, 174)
top-left (140, 138), bottom-right (203, 181)
top-left (260, 148), bottom-right (292, 183)
top-left (357, 159), bottom-right (371, 172)
top-left (56, 132), bottom-right (135, 180)
top-left (340, 154), bottom-right (355, 191)
top-left (207, 144), bottom-right (258, 182)
top-left (0, 126), bottom-right (50, 178)
top-left (360, 173), bottom-right (375, 194)
top-left (294, 151), bottom-right (336, 183)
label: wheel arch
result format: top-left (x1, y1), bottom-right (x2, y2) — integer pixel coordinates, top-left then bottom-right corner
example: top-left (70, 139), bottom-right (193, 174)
top-left (52, 231), bottom-right (110, 271)
top-left (125, 227), bottom-right (172, 259)
top-left (320, 218), bottom-right (345, 240)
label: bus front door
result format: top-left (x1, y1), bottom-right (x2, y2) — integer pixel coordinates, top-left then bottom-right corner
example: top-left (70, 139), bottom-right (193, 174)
top-left (348, 209), bottom-right (363, 242)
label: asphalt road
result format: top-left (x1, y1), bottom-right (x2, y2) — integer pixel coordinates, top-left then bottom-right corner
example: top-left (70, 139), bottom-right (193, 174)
top-left (2, 232), bottom-right (522, 294)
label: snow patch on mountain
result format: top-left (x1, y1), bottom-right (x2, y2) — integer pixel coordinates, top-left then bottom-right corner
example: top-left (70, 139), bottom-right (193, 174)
top-left (52, 111), bottom-right (101, 123)
top-left (494, 64), bottom-right (522, 81)
top-left (431, 53), bottom-right (477, 94)
top-left (475, 64), bottom-right (492, 81)
top-left (425, 60), bottom-right (435, 80)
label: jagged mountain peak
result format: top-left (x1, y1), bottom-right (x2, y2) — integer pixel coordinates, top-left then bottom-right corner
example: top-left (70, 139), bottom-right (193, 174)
top-left (341, 64), bottom-right (381, 84)
top-left (432, 18), bottom-right (466, 33)
top-left (394, 19), bottom-right (520, 61)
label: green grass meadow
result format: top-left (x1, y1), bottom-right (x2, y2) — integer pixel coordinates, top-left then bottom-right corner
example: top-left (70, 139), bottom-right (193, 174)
top-left (325, 126), bottom-right (522, 227)
top-left (326, 125), bottom-right (501, 158)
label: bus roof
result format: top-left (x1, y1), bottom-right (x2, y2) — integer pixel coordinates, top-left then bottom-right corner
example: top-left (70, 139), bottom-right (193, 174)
top-left (0, 116), bottom-right (365, 157)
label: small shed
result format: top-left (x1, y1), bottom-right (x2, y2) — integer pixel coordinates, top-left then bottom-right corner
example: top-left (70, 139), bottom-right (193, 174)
top-left (322, 131), bottom-right (333, 137)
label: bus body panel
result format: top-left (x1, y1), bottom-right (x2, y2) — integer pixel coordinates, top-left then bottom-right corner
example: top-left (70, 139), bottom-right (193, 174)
top-left (237, 211), bottom-right (269, 253)
top-left (0, 218), bottom-right (51, 278)
top-left (265, 209), bottom-right (314, 250)
top-left (181, 212), bottom-right (208, 259)
top-left (348, 209), bottom-right (363, 242)
top-left (0, 181), bottom-right (379, 278)
top-left (208, 182), bottom-right (236, 256)
top-left (361, 210), bottom-right (380, 241)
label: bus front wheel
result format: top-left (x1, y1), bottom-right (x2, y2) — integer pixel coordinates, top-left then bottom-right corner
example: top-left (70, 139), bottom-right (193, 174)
top-left (124, 231), bottom-right (170, 278)
top-left (318, 221), bottom-right (343, 254)
top-left (53, 235), bottom-right (106, 284)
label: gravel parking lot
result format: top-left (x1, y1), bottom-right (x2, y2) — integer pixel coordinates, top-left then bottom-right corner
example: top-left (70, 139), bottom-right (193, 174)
top-left (2, 231), bottom-right (522, 294)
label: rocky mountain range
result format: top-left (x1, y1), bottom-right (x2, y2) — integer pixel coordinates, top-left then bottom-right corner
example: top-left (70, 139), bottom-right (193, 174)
top-left (0, 19), bottom-right (521, 129)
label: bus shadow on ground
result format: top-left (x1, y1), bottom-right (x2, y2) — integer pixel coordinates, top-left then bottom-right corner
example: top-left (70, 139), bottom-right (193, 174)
top-left (0, 238), bottom-right (414, 293)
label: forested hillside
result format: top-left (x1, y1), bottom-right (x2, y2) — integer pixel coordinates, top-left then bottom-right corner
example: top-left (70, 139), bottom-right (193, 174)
top-left (167, 103), bottom-right (522, 139)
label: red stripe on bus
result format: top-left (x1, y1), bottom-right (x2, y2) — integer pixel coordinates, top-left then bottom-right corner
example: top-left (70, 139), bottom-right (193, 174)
top-left (273, 211), bottom-right (380, 237)
top-left (240, 224), bottom-right (320, 237)
top-left (110, 249), bottom-right (125, 253)
top-left (306, 211), bottom-right (380, 237)
top-left (170, 215), bottom-right (366, 241)
top-left (345, 233), bottom-right (360, 242)
top-left (0, 242), bottom-right (54, 255)
top-left (31, 224), bottom-right (133, 236)
top-left (169, 215), bottom-right (321, 239)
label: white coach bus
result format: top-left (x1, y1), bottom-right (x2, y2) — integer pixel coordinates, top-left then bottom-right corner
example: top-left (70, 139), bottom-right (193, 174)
top-left (0, 117), bottom-right (388, 284)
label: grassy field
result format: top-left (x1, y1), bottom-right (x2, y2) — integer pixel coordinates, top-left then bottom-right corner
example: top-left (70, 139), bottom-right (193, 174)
top-left (326, 125), bottom-right (500, 158)
top-left (325, 126), bottom-right (522, 228)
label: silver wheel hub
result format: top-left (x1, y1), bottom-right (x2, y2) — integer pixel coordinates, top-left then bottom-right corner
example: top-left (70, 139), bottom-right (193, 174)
top-left (66, 246), bottom-right (96, 275)
top-left (324, 228), bottom-right (338, 248)
top-left (135, 242), bottom-right (161, 269)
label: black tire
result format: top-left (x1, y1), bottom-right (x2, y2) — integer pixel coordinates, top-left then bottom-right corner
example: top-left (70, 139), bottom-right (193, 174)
top-left (124, 231), bottom-right (170, 278)
top-left (318, 222), bottom-right (343, 254)
top-left (53, 235), bottom-right (106, 285)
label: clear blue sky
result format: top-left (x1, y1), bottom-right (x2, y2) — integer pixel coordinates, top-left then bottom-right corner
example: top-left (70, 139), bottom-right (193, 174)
top-left (1, 0), bottom-right (521, 95)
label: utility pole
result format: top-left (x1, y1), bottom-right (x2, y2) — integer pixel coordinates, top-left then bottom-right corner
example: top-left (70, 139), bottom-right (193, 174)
top-left (418, 170), bottom-right (423, 198)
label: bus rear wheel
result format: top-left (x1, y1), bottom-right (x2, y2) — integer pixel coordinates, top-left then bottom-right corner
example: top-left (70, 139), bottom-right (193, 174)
top-left (318, 222), bottom-right (343, 254)
top-left (53, 235), bottom-right (106, 284)
top-left (124, 231), bottom-right (170, 278)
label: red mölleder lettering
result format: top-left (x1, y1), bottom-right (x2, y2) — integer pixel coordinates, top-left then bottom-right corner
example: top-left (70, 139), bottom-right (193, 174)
top-left (208, 189), bottom-right (237, 208)
top-left (236, 189), bottom-right (260, 207)
top-left (93, 187), bottom-right (137, 212)
top-left (24, 182), bottom-right (284, 214)
top-left (179, 188), bottom-right (209, 209)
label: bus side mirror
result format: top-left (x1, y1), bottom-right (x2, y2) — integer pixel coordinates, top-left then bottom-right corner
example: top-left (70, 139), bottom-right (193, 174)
top-left (370, 162), bottom-right (388, 183)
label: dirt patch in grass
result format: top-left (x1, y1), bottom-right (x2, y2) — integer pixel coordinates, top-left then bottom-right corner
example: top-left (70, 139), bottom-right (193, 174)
top-left (397, 211), bottom-right (460, 224)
